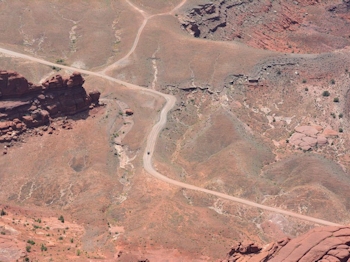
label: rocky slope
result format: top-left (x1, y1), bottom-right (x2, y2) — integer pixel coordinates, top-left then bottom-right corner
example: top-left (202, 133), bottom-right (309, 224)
top-left (179, 0), bottom-right (350, 53)
top-left (223, 225), bottom-right (350, 262)
top-left (0, 70), bottom-right (100, 147)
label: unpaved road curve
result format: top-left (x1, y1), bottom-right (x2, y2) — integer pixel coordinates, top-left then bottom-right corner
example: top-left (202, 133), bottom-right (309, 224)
top-left (0, 46), bottom-right (342, 227)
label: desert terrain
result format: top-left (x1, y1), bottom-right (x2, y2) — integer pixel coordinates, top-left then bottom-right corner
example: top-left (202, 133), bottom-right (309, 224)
top-left (1, 0), bottom-right (350, 261)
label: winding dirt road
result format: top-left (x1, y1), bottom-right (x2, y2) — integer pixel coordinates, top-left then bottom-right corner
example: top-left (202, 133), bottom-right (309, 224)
top-left (0, 0), bottom-right (343, 227)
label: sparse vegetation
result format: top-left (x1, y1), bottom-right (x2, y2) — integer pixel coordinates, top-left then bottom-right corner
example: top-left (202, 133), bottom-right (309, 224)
top-left (26, 245), bottom-right (31, 252)
top-left (339, 128), bottom-right (343, 133)
top-left (52, 66), bottom-right (61, 72)
top-left (331, 113), bottom-right (336, 119)
top-left (322, 91), bottom-right (330, 97)
top-left (302, 79), bottom-right (307, 83)
top-left (41, 244), bottom-right (48, 251)
top-left (27, 240), bottom-right (35, 245)
top-left (1, 231), bottom-right (5, 235)
top-left (56, 58), bottom-right (65, 64)
top-left (304, 87), bottom-right (308, 91)
top-left (77, 249), bottom-right (81, 256)
top-left (71, 238), bottom-right (74, 243)
top-left (59, 236), bottom-right (63, 240)
top-left (58, 215), bottom-right (65, 223)
top-left (333, 97), bottom-right (339, 102)
top-left (330, 79), bottom-right (335, 85)
top-left (33, 224), bottom-right (41, 229)
top-left (339, 113), bottom-right (343, 118)
top-left (1, 209), bottom-right (7, 216)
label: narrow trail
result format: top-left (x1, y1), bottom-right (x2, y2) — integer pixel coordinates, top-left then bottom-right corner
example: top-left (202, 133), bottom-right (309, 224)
top-left (0, 0), bottom-right (343, 227)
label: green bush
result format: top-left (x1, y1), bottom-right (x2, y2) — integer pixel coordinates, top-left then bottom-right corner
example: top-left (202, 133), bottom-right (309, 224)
top-left (58, 215), bottom-right (64, 223)
top-left (322, 91), bottom-right (330, 97)
top-left (333, 97), bottom-right (339, 102)
top-left (27, 240), bottom-right (35, 245)
top-left (41, 244), bottom-right (48, 251)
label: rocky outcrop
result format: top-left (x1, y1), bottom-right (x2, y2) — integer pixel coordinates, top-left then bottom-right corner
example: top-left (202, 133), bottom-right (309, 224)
top-left (179, 0), bottom-right (350, 53)
top-left (222, 225), bottom-right (350, 262)
top-left (288, 125), bottom-right (338, 151)
top-left (0, 70), bottom-right (100, 144)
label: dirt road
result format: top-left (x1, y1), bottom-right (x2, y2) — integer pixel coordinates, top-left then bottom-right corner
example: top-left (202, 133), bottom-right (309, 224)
top-left (0, 0), bottom-right (343, 227)
top-left (0, 46), bottom-right (342, 227)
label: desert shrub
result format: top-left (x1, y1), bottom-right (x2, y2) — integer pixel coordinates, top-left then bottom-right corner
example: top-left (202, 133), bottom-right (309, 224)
top-left (58, 215), bottom-right (64, 223)
top-left (0, 209), bottom-right (7, 216)
top-left (333, 97), bottom-right (339, 102)
top-left (41, 244), bottom-right (47, 251)
top-left (322, 91), bottom-right (330, 97)
top-left (339, 128), bottom-right (343, 133)
top-left (26, 245), bottom-right (31, 252)
top-left (27, 240), bottom-right (35, 245)
top-left (339, 113), bottom-right (343, 118)
top-left (330, 79), bottom-right (335, 85)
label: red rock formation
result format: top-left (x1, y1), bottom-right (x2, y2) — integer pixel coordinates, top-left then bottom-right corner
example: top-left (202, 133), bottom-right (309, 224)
top-left (222, 225), bottom-right (350, 262)
top-left (180, 0), bottom-right (350, 53)
top-left (0, 70), bottom-right (100, 143)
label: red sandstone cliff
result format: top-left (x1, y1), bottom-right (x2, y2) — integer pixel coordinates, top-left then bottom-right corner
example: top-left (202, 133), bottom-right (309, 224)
top-left (0, 70), bottom-right (100, 144)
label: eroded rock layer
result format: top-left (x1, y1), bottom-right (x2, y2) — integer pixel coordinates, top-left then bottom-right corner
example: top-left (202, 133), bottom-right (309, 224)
top-left (223, 225), bottom-right (350, 262)
top-left (179, 0), bottom-right (350, 53)
top-left (0, 70), bottom-right (100, 144)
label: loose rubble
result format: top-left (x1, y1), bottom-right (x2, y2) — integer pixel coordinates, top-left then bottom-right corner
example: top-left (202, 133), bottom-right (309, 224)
top-left (289, 125), bottom-right (338, 151)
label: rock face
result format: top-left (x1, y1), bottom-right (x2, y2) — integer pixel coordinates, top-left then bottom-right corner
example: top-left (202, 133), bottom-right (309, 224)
top-left (179, 0), bottom-right (350, 53)
top-left (0, 70), bottom-right (100, 143)
top-left (222, 225), bottom-right (350, 262)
